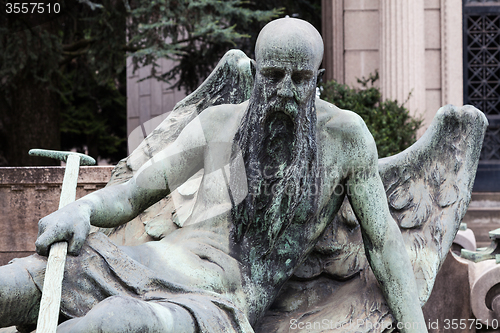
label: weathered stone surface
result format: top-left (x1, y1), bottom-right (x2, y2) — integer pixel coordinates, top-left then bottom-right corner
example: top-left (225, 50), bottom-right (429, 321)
top-left (422, 251), bottom-right (473, 333)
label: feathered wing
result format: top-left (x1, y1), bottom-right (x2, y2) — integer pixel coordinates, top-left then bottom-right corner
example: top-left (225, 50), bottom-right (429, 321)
top-left (379, 104), bottom-right (487, 303)
top-left (258, 105), bottom-right (488, 333)
top-left (100, 49), bottom-right (254, 243)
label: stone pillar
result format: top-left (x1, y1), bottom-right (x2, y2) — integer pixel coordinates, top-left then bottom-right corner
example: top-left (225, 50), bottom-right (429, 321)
top-left (440, 0), bottom-right (463, 107)
top-left (322, 0), bottom-right (344, 83)
top-left (380, 0), bottom-right (426, 115)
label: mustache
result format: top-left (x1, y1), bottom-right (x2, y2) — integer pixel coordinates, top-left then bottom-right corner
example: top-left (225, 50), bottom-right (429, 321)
top-left (266, 97), bottom-right (299, 120)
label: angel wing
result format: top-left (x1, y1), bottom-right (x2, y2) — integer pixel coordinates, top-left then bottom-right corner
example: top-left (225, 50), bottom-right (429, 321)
top-left (108, 48), bottom-right (253, 186)
top-left (380, 105), bottom-right (487, 301)
top-left (258, 105), bottom-right (488, 333)
top-left (100, 49), bottom-right (254, 243)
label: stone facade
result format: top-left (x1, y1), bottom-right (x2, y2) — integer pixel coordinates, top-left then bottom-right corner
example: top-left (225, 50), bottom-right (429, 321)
top-left (126, 57), bottom-right (186, 141)
top-left (322, 0), bottom-right (463, 134)
top-left (0, 166), bottom-right (113, 266)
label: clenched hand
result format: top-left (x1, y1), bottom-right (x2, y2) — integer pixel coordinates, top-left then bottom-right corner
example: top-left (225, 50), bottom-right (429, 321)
top-left (35, 203), bottom-right (91, 256)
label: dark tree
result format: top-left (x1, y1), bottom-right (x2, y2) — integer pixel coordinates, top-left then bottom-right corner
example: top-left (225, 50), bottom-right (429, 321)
top-left (0, 0), bottom-right (281, 165)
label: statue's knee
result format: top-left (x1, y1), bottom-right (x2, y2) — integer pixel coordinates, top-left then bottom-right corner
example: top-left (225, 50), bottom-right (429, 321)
top-left (70, 296), bottom-right (176, 332)
top-left (90, 295), bottom-right (138, 324)
top-left (65, 296), bottom-right (136, 331)
top-left (98, 295), bottom-right (131, 309)
top-left (0, 258), bottom-right (41, 327)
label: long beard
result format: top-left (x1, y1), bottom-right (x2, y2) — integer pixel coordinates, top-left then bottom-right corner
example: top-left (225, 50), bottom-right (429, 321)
top-left (230, 93), bottom-right (319, 255)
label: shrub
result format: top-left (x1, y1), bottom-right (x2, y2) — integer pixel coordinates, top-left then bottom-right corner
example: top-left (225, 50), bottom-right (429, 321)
top-left (320, 72), bottom-right (422, 158)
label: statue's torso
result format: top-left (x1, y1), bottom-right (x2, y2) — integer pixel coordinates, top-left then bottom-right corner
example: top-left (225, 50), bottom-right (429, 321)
top-left (129, 99), bottom-right (364, 324)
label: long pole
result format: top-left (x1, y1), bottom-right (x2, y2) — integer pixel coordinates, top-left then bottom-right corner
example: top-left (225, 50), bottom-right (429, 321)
top-left (28, 149), bottom-right (95, 332)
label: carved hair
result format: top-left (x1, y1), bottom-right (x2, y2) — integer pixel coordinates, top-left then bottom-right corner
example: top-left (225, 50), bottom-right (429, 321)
top-left (230, 89), bottom-right (319, 255)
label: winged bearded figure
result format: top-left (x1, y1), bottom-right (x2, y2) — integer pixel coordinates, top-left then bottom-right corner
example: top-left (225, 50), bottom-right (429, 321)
top-left (0, 18), bottom-right (486, 333)
top-left (104, 50), bottom-right (486, 332)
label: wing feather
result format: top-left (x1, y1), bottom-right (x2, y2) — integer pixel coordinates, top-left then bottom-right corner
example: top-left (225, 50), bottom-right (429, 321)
top-left (381, 105), bottom-right (486, 302)
top-left (100, 49), bottom-right (253, 241)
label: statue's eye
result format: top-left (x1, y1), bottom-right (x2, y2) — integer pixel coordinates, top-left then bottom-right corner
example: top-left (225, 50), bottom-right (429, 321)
top-left (262, 69), bottom-right (285, 82)
top-left (292, 71), bottom-right (313, 85)
top-left (291, 73), bottom-right (304, 84)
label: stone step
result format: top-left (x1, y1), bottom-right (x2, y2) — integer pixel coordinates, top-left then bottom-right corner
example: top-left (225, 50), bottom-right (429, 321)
top-left (463, 207), bottom-right (500, 222)
top-left (471, 192), bottom-right (500, 202)
top-left (463, 193), bottom-right (500, 248)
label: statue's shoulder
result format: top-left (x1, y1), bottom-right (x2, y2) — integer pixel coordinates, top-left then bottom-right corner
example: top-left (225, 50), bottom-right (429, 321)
top-left (199, 100), bottom-right (248, 123)
top-left (316, 98), bottom-right (370, 139)
top-left (195, 100), bottom-right (248, 141)
top-left (197, 101), bottom-right (248, 128)
top-left (316, 98), bottom-right (376, 167)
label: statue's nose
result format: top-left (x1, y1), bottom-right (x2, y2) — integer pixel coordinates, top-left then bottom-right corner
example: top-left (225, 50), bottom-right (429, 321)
top-left (277, 76), bottom-right (294, 98)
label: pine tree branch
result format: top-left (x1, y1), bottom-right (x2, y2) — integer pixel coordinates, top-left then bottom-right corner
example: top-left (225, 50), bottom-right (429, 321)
top-left (122, 45), bottom-right (140, 52)
top-left (62, 38), bottom-right (96, 52)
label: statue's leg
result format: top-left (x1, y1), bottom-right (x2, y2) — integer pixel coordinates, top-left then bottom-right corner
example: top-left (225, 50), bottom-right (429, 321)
top-left (56, 295), bottom-right (196, 333)
top-left (0, 258), bottom-right (42, 327)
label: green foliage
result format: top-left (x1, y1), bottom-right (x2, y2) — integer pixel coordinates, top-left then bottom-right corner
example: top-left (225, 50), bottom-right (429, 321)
top-left (320, 72), bottom-right (422, 158)
top-left (125, 0), bottom-right (282, 93)
top-left (59, 65), bottom-right (127, 163)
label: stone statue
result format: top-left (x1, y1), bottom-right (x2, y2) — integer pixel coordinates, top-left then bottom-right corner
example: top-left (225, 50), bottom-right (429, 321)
top-left (0, 18), bottom-right (487, 333)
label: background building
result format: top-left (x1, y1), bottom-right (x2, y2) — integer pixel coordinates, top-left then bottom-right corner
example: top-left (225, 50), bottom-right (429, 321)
top-left (127, 0), bottom-right (500, 190)
top-left (321, 0), bottom-right (499, 191)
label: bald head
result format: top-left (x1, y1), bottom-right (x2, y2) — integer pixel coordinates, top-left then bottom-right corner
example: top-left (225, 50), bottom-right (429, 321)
top-left (255, 18), bottom-right (323, 70)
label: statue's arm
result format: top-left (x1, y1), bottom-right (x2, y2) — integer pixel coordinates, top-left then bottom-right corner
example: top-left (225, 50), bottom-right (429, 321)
top-left (36, 117), bottom-right (207, 256)
top-left (346, 123), bottom-right (427, 333)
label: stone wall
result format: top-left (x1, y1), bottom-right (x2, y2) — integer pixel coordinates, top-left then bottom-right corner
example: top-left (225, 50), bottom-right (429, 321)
top-left (322, 0), bottom-right (463, 135)
top-left (0, 166), bottom-right (113, 266)
top-left (126, 57), bottom-right (186, 143)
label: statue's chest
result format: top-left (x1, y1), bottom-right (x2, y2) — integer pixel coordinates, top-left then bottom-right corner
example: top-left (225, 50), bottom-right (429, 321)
top-left (314, 145), bottom-right (349, 215)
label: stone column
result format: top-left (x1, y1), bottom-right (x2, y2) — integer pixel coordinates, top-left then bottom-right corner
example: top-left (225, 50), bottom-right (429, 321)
top-left (322, 0), bottom-right (344, 83)
top-left (440, 0), bottom-right (463, 106)
top-left (380, 0), bottom-right (425, 115)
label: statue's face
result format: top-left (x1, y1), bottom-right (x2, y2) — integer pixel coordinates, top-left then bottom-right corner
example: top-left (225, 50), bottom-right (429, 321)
top-left (253, 18), bottom-right (322, 121)
top-left (255, 49), bottom-right (318, 119)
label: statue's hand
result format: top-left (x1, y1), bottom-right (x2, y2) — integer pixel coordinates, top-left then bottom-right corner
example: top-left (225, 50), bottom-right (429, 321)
top-left (35, 204), bottom-right (91, 256)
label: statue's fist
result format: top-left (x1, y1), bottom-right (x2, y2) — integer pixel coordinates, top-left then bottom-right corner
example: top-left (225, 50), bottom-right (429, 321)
top-left (35, 204), bottom-right (91, 256)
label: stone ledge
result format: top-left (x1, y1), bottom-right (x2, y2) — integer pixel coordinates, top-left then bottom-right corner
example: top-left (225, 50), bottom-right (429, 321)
top-left (0, 166), bottom-right (113, 185)
top-left (0, 166), bottom-right (113, 261)
top-left (464, 192), bottom-right (500, 248)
